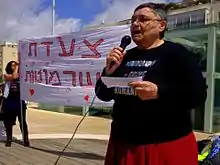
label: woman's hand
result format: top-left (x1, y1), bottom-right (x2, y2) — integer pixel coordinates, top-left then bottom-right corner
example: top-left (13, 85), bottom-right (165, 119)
top-left (128, 81), bottom-right (158, 100)
top-left (105, 47), bottom-right (125, 75)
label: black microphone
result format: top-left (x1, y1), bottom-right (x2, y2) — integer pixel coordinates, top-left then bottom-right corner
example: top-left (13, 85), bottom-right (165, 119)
top-left (109, 35), bottom-right (131, 69)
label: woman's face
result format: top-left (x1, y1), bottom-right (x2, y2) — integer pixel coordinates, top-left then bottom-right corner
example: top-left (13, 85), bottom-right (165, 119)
top-left (11, 62), bottom-right (17, 72)
top-left (130, 7), bottom-right (166, 47)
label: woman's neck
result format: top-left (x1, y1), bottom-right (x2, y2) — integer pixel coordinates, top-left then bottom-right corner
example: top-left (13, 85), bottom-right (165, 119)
top-left (138, 39), bottom-right (164, 50)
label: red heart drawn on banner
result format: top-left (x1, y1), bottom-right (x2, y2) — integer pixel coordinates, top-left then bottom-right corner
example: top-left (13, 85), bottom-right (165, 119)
top-left (29, 88), bottom-right (35, 96)
top-left (84, 95), bottom-right (89, 102)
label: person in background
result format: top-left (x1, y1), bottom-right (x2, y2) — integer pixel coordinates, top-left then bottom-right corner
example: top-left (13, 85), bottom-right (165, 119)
top-left (3, 61), bottom-right (29, 147)
top-left (0, 82), bottom-right (6, 141)
top-left (95, 3), bottom-right (207, 165)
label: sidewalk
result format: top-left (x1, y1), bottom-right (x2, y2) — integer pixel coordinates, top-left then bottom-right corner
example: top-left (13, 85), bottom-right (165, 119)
top-left (13, 106), bottom-right (111, 136)
top-left (12, 106), bottom-right (213, 141)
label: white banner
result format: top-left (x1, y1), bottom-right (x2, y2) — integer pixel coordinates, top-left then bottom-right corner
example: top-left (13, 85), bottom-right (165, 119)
top-left (19, 25), bottom-right (135, 106)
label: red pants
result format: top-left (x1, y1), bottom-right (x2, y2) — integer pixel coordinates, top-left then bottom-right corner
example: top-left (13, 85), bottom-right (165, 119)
top-left (105, 132), bottom-right (198, 165)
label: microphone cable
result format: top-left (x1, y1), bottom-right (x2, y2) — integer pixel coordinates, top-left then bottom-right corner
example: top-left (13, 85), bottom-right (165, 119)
top-left (54, 87), bottom-right (101, 165)
top-left (54, 35), bottom-right (131, 164)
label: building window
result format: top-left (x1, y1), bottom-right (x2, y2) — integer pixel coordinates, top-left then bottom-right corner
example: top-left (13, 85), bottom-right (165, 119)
top-left (167, 17), bottom-right (177, 30)
top-left (176, 18), bottom-right (183, 28)
top-left (182, 16), bottom-right (191, 28)
top-left (168, 9), bottom-right (206, 30)
top-left (197, 14), bottom-right (205, 25)
top-left (11, 52), bottom-right (16, 57)
top-left (175, 16), bottom-right (190, 28)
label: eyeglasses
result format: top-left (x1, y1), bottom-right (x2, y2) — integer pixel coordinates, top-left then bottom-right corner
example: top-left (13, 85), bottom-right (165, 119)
top-left (131, 15), bottom-right (162, 24)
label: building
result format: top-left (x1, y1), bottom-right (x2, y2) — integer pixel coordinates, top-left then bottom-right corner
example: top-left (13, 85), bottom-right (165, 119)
top-left (0, 42), bottom-right (18, 77)
top-left (167, 0), bottom-right (220, 30)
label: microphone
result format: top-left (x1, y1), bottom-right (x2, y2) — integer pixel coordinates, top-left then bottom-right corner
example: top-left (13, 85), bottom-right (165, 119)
top-left (109, 35), bottom-right (131, 69)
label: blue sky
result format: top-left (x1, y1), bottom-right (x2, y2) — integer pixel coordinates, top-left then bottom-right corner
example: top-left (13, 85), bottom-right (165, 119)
top-left (41, 0), bottom-right (172, 26)
top-left (0, 0), bottom-right (168, 41)
top-left (43, 0), bottom-right (110, 25)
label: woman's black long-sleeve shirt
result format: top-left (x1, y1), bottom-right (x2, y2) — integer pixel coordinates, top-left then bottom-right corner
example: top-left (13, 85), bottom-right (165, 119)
top-left (95, 41), bottom-right (207, 144)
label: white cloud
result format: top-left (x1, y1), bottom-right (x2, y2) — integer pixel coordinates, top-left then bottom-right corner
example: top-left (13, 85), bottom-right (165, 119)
top-left (90, 0), bottom-right (167, 25)
top-left (0, 0), bottom-right (81, 42)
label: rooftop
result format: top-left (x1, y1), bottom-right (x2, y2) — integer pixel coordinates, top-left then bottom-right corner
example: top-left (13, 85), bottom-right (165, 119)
top-left (0, 41), bottom-right (17, 46)
top-left (165, 0), bottom-right (219, 11)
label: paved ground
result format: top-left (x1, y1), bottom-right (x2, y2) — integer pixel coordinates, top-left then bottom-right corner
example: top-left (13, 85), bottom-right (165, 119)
top-left (0, 139), bottom-right (107, 165)
top-left (0, 104), bottom-right (214, 165)
top-left (1, 105), bottom-right (111, 165)
top-left (13, 106), bottom-right (111, 136)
